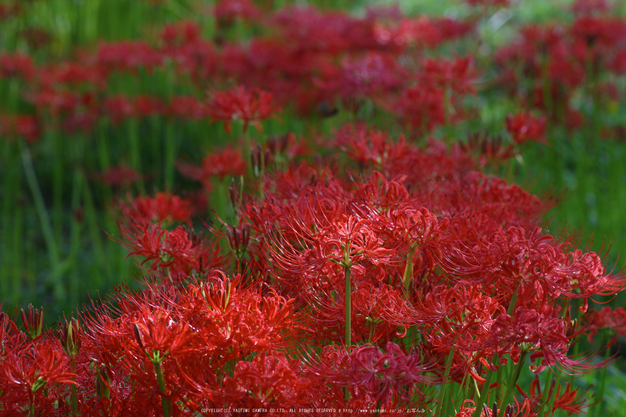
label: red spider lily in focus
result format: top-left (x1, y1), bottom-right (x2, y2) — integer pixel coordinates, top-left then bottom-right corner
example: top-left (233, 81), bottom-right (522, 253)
top-left (207, 86), bottom-right (279, 134)
top-left (218, 353), bottom-right (310, 410)
top-left (506, 112), bottom-right (547, 145)
top-left (115, 222), bottom-right (210, 277)
top-left (305, 343), bottom-right (433, 409)
top-left (0, 339), bottom-right (78, 415)
top-left (118, 192), bottom-right (193, 226)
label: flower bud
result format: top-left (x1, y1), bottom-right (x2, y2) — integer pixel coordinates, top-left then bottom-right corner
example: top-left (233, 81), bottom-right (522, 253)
top-left (20, 304), bottom-right (43, 340)
top-left (59, 317), bottom-right (82, 359)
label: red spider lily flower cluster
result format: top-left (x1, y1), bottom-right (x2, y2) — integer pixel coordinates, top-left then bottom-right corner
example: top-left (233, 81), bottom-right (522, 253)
top-left (207, 86), bottom-right (279, 134)
top-left (4, 0), bottom-right (626, 415)
top-left (118, 192), bottom-right (193, 226)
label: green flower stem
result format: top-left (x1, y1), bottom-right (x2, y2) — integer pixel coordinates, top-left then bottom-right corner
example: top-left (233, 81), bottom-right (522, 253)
top-left (20, 140), bottom-right (61, 273)
top-left (538, 370), bottom-right (561, 417)
top-left (81, 174), bottom-right (109, 283)
top-left (68, 170), bottom-right (83, 307)
top-left (153, 359), bottom-right (171, 417)
top-left (96, 122), bottom-right (114, 214)
top-left (128, 119), bottom-right (145, 194)
top-left (344, 264), bottom-right (352, 402)
top-left (164, 120), bottom-right (177, 193)
top-left (500, 350), bottom-right (528, 410)
top-left (435, 346), bottom-right (456, 417)
top-left (345, 265), bottom-right (352, 349)
top-left (52, 130), bottom-right (64, 243)
top-left (472, 358), bottom-right (495, 417)
top-left (402, 246), bottom-right (415, 297)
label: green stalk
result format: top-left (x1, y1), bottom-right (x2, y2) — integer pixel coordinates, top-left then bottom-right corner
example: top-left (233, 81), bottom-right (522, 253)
top-left (434, 346), bottom-right (456, 417)
top-left (71, 383), bottom-right (78, 414)
top-left (2, 140), bottom-right (22, 300)
top-left (164, 120), bottom-right (177, 193)
top-left (20, 140), bottom-right (61, 273)
top-left (345, 265), bottom-right (352, 348)
top-left (81, 174), bottom-right (109, 283)
top-left (402, 246), bottom-right (415, 297)
top-left (587, 348), bottom-right (611, 417)
top-left (51, 130), bottom-right (64, 243)
top-left (153, 359), bottom-right (171, 417)
top-left (500, 350), bottom-right (528, 410)
top-left (128, 119), bottom-right (145, 194)
top-left (68, 170), bottom-right (83, 307)
top-left (539, 371), bottom-right (561, 417)
top-left (344, 264), bottom-right (352, 402)
top-left (12, 192), bottom-right (23, 302)
top-left (472, 358), bottom-right (495, 417)
top-left (96, 121), bottom-right (113, 209)
top-left (84, 0), bottom-right (100, 43)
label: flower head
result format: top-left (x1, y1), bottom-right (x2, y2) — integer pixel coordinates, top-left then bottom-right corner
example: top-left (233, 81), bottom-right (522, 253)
top-left (207, 86), bottom-right (279, 133)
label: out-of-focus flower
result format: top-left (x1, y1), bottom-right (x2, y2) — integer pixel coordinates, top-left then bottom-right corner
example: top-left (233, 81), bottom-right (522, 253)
top-left (207, 86), bottom-right (279, 134)
top-left (506, 112), bottom-right (547, 145)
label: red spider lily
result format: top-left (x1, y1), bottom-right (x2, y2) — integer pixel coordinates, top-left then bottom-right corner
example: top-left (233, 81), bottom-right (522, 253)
top-left (93, 164), bottom-right (141, 188)
top-left (0, 113), bottom-right (41, 143)
top-left (132, 307), bottom-right (198, 360)
top-left (167, 95), bottom-right (208, 120)
top-left (134, 95), bottom-right (166, 117)
top-left (103, 95), bottom-right (135, 125)
top-left (0, 52), bottom-right (35, 80)
top-left (465, 0), bottom-right (510, 7)
top-left (38, 62), bottom-right (106, 89)
top-left (306, 343), bottom-right (433, 408)
top-left (207, 86), bottom-right (279, 134)
top-left (0, 339), bottom-right (77, 415)
top-left (177, 147), bottom-right (246, 186)
top-left (21, 27), bottom-right (52, 51)
top-left (417, 284), bottom-right (504, 382)
top-left (118, 192), bottom-right (193, 226)
top-left (488, 304), bottom-right (604, 375)
top-left (96, 40), bottom-right (163, 74)
top-left (335, 123), bottom-right (409, 169)
top-left (159, 20), bottom-right (201, 47)
top-left (458, 131), bottom-right (517, 168)
top-left (213, 0), bottom-right (260, 25)
top-left (218, 353), bottom-right (311, 410)
top-left (571, 0), bottom-right (610, 15)
top-left (419, 56), bottom-right (477, 97)
top-left (520, 377), bottom-right (593, 415)
top-left (393, 84), bottom-right (445, 133)
top-left (506, 112), bottom-right (547, 145)
top-left (115, 222), bottom-right (209, 277)
top-left (316, 52), bottom-right (408, 107)
top-left (584, 306), bottom-right (626, 345)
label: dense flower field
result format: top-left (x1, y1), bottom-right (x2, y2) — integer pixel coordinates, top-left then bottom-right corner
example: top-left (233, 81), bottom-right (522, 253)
top-left (2, 0), bottom-right (626, 415)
